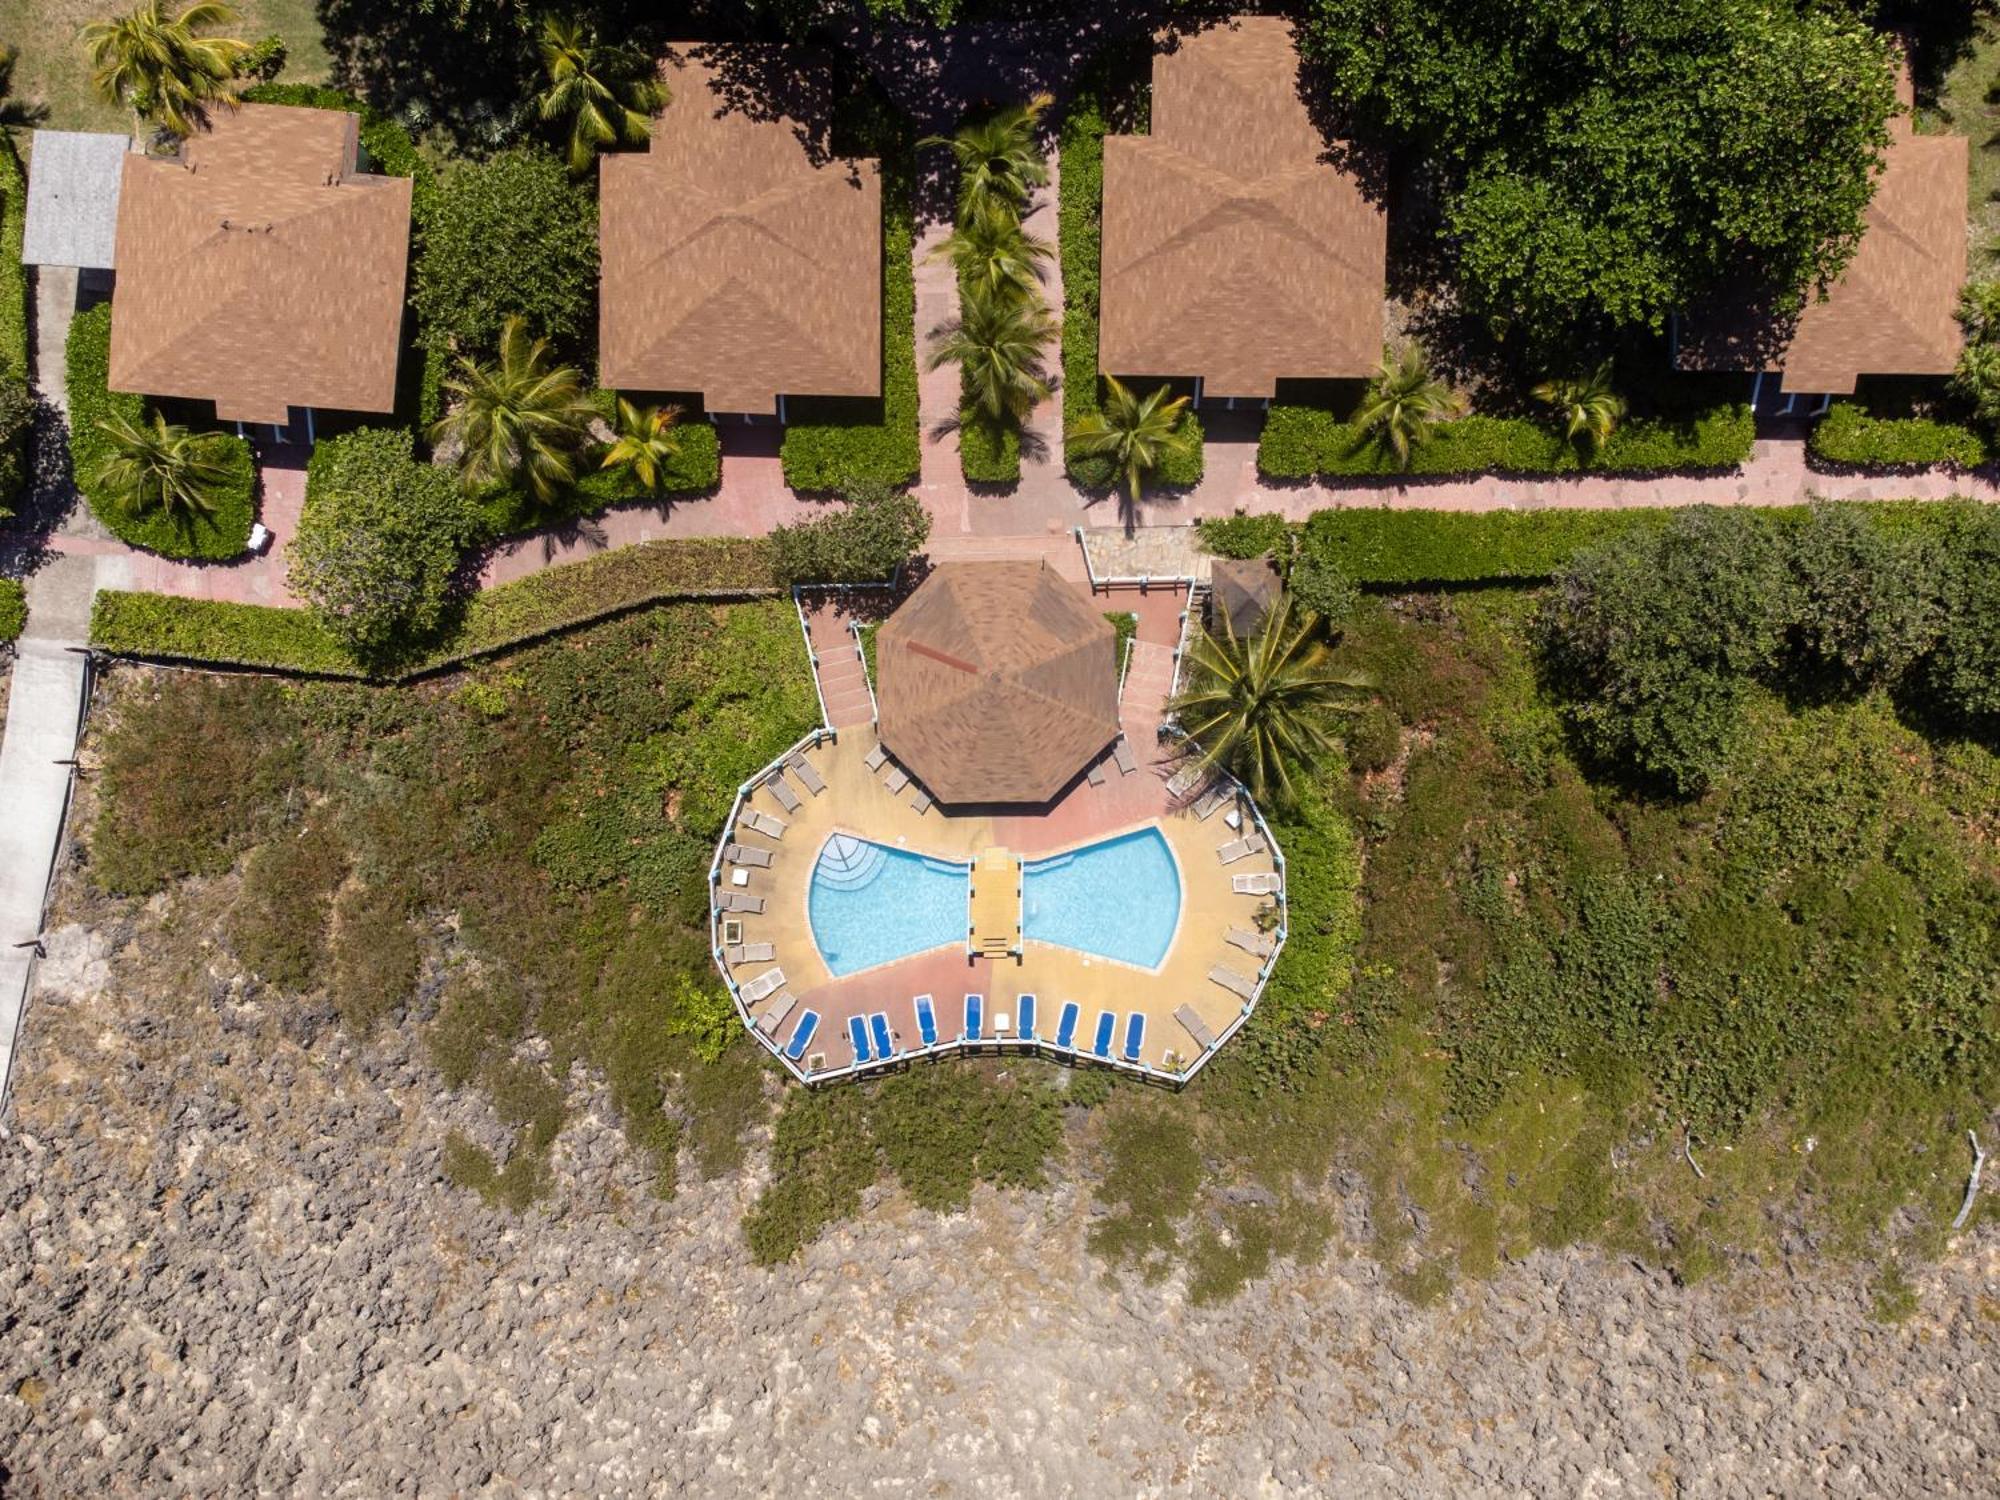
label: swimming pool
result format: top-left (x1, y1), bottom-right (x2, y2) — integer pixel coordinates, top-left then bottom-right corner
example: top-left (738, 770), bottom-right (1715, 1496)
top-left (1022, 828), bottom-right (1181, 970)
top-left (809, 834), bottom-right (968, 976)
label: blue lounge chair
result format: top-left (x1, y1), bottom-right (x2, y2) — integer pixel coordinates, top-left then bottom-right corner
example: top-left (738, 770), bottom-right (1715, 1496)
top-left (785, 1010), bottom-right (820, 1062)
top-left (1092, 1011), bottom-right (1116, 1059)
top-left (1017, 994), bottom-right (1037, 1041)
top-left (847, 1015), bottom-right (871, 1064)
top-left (871, 1012), bottom-right (894, 1059)
top-left (1055, 1001), bottom-right (1080, 1049)
top-left (915, 993), bottom-right (937, 1047)
top-left (963, 993), bottom-right (983, 1042)
top-left (1123, 1011), bottom-right (1145, 1063)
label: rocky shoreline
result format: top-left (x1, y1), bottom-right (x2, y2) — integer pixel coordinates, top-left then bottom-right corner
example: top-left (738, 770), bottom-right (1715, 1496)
top-left (0, 917), bottom-right (1994, 1498)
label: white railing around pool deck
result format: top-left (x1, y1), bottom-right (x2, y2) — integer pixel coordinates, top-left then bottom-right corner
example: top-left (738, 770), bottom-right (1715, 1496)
top-left (850, 619), bottom-right (879, 725)
top-left (791, 588), bottom-right (832, 733)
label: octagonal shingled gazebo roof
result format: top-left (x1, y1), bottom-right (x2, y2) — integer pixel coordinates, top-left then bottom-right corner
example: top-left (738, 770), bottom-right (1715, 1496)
top-left (875, 561), bottom-right (1120, 805)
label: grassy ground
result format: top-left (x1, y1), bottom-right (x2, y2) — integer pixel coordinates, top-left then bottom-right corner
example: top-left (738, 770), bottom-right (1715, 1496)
top-left (80, 587), bottom-right (1999, 1302)
top-left (1931, 15), bottom-right (2000, 272)
top-left (0, 0), bottom-right (329, 139)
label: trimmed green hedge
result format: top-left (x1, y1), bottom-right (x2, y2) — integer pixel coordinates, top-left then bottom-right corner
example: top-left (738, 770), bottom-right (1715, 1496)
top-left (1267, 499), bottom-right (1975, 586)
top-left (66, 304), bottom-right (256, 559)
top-left (1057, 55), bottom-right (1204, 493)
top-left (91, 536), bottom-right (778, 677)
top-left (1258, 403), bottom-right (1755, 481)
top-left (960, 409), bottom-right (1020, 484)
top-left (1807, 401), bottom-right (1987, 470)
top-left (0, 577), bottom-right (24, 643)
top-left (780, 102), bottom-right (921, 492)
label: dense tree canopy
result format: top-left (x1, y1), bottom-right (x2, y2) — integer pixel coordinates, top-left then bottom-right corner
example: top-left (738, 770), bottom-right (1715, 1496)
top-left (1299, 0), bottom-right (1899, 342)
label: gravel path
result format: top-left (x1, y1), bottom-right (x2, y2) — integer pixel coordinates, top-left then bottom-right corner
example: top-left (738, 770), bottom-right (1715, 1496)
top-left (0, 918), bottom-right (1994, 1498)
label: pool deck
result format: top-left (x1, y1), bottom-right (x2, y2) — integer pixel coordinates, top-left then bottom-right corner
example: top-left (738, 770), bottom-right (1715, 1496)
top-left (714, 723), bottom-right (1283, 1080)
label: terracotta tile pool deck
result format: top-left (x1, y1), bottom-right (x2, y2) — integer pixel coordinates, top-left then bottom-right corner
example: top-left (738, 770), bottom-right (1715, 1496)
top-left (715, 725), bottom-right (1283, 1080)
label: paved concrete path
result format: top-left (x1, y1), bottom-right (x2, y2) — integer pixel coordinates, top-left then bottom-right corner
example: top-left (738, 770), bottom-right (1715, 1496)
top-left (0, 557), bottom-right (96, 1100)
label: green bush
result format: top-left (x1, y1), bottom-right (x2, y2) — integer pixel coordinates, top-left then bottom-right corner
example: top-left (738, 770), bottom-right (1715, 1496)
top-left (413, 146), bottom-right (597, 353)
top-left (1298, 505), bottom-right (1669, 584)
top-left (1539, 508), bottom-right (1797, 795)
top-left (1808, 401), bottom-right (1987, 470)
top-left (780, 99), bottom-right (921, 491)
top-left (289, 428), bottom-right (482, 662)
top-left (768, 483), bottom-right (930, 586)
top-left (1920, 503), bottom-right (2000, 727)
top-left (1057, 54), bottom-right (1206, 492)
top-left (1259, 402), bottom-right (1754, 480)
top-left (0, 371), bottom-right (30, 517)
top-left (91, 536), bottom-right (778, 677)
top-left (0, 577), bottom-right (25, 642)
top-left (960, 408), bottom-right (1020, 484)
top-left (474, 400), bottom-right (721, 537)
top-left (1200, 513), bottom-right (1292, 561)
top-left (1787, 502), bottom-right (1942, 688)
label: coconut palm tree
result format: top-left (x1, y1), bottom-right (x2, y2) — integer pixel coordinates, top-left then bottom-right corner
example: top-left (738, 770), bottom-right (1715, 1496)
top-left (535, 15), bottom-right (665, 176)
top-left (928, 289), bottom-right (1057, 425)
top-left (932, 213), bottom-right (1053, 304)
top-left (81, 0), bottom-right (250, 138)
top-left (1352, 345), bottom-right (1461, 469)
top-left (1169, 594), bottom-right (1375, 810)
top-left (1533, 360), bottom-right (1626, 457)
top-left (431, 316), bottom-right (595, 507)
top-left (921, 93), bottom-right (1052, 222)
top-left (599, 397), bottom-right (683, 495)
top-left (1064, 374), bottom-right (1195, 504)
top-left (94, 410), bottom-right (234, 522)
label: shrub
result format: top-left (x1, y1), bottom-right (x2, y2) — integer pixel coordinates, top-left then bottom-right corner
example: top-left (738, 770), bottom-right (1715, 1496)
top-left (413, 146), bottom-right (598, 353)
top-left (1200, 513), bottom-right (1292, 561)
top-left (780, 97), bottom-right (921, 490)
top-left (1288, 553), bottom-right (1358, 626)
top-left (1786, 501), bottom-right (1942, 688)
top-left (1538, 508), bottom-right (1796, 794)
top-left (959, 409), bottom-right (1020, 484)
top-left (475, 398), bottom-right (721, 537)
top-left (768, 483), bottom-right (930, 586)
top-left (1920, 503), bottom-right (2000, 727)
top-left (91, 536), bottom-right (778, 677)
top-left (65, 305), bottom-right (255, 559)
top-left (1808, 402), bottom-right (1986, 470)
top-left (1298, 505), bottom-right (1668, 584)
top-left (0, 370), bottom-right (30, 515)
top-left (1259, 402), bottom-right (1755, 480)
top-left (226, 825), bottom-right (347, 992)
top-left (0, 577), bottom-right (25, 642)
top-left (289, 428), bottom-right (482, 663)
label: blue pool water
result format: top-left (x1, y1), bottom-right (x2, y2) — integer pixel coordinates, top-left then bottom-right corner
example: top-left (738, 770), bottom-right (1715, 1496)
top-left (809, 835), bottom-right (968, 976)
top-left (1023, 828), bottom-right (1180, 970)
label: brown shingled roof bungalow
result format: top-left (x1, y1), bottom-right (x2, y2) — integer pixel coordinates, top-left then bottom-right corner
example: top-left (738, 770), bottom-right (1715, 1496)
top-left (1097, 16), bottom-right (1386, 402)
top-left (1676, 69), bottom-right (1969, 398)
top-left (109, 103), bottom-right (414, 428)
top-left (599, 52), bottom-right (882, 417)
top-left (875, 561), bottom-right (1120, 806)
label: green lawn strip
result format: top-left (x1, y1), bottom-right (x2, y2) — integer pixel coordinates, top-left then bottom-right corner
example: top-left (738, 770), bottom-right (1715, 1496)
top-left (90, 535), bottom-right (777, 677)
top-left (779, 98), bottom-right (921, 491)
top-left (1057, 53), bottom-right (1203, 492)
top-left (0, 134), bottom-right (26, 376)
top-left (0, 576), bottom-right (25, 642)
top-left (66, 303), bottom-right (256, 558)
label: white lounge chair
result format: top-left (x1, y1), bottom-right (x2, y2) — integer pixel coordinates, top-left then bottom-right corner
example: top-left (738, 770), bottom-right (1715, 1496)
top-left (1174, 1003), bottom-right (1217, 1050)
top-left (864, 743), bottom-right (888, 772)
top-left (1113, 737), bottom-right (1137, 775)
top-left (725, 941), bottom-right (776, 965)
top-left (719, 891), bottom-right (767, 913)
top-left (1087, 761), bottom-right (1107, 787)
top-left (764, 773), bottom-right (802, 814)
top-left (1216, 837), bottom-right (1253, 865)
top-left (1226, 927), bottom-right (1275, 958)
top-left (884, 766), bottom-right (910, 794)
top-left (741, 966), bottom-right (787, 1004)
top-left (1166, 763), bottom-right (1207, 799)
top-left (910, 786), bottom-right (932, 814)
top-left (1208, 964), bottom-right (1258, 1001)
top-left (756, 991), bottom-right (798, 1034)
top-left (725, 843), bottom-right (774, 868)
top-left (1194, 787), bottom-right (1232, 820)
top-left (741, 809), bottom-right (786, 839)
top-left (1232, 872), bottom-right (1281, 896)
top-left (788, 754), bottom-right (827, 795)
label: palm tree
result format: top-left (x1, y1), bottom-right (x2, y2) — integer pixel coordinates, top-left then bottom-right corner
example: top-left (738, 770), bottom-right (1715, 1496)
top-left (1352, 345), bottom-right (1461, 468)
top-left (1533, 360), bottom-right (1626, 457)
top-left (929, 289), bottom-right (1057, 425)
top-left (599, 397), bottom-right (682, 494)
top-left (431, 316), bottom-right (595, 507)
top-left (81, 0), bottom-right (250, 138)
top-left (94, 410), bottom-right (233, 523)
top-left (535, 15), bottom-right (665, 176)
top-left (1169, 595), bottom-right (1374, 810)
top-left (932, 213), bottom-right (1053, 304)
top-left (921, 93), bottom-right (1052, 222)
top-left (1064, 374), bottom-right (1195, 504)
